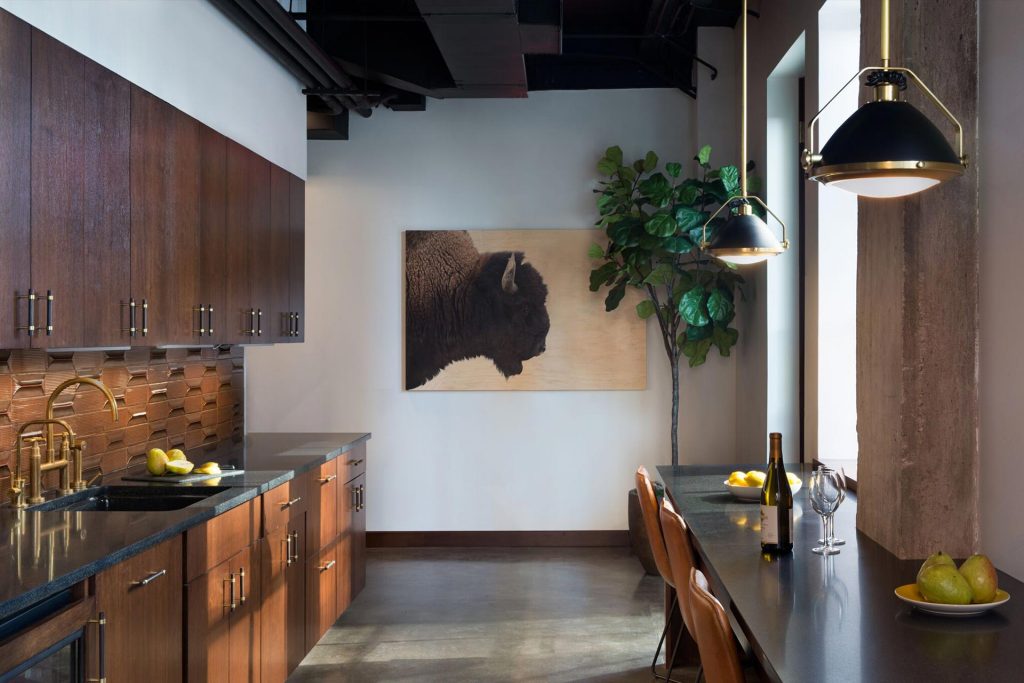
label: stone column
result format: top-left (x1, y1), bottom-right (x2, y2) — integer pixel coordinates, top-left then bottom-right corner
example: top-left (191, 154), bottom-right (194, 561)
top-left (855, 0), bottom-right (979, 559)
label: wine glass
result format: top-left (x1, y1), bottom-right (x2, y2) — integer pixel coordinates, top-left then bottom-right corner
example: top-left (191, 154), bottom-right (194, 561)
top-left (808, 468), bottom-right (841, 555)
top-left (817, 467), bottom-right (847, 546)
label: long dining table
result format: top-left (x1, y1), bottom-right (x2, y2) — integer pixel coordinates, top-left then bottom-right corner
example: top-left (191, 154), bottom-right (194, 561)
top-left (658, 463), bottom-right (1024, 682)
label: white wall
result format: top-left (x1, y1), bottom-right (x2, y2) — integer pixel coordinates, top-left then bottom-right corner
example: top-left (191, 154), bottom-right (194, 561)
top-left (980, 0), bottom-right (1024, 581)
top-left (245, 90), bottom-right (744, 532)
top-left (0, 0), bottom-right (306, 177)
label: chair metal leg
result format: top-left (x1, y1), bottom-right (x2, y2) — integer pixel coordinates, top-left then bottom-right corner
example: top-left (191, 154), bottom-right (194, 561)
top-left (653, 593), bottom-right (686, 683)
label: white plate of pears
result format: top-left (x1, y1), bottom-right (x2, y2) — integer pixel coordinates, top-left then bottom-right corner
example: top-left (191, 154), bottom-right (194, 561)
top-left (724, 470), bottom-right (802, 501)
top-left (896, 552), bottom-right (1010, 617)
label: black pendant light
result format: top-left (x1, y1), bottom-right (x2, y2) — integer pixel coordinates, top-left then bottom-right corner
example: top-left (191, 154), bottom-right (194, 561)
top-left (801, 0), bottom-right (968, 198)
top-left (701, 0), bottom-right (788, 266)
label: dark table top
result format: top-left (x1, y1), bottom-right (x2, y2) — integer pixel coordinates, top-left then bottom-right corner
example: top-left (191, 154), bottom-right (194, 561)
top-left (0, 432), bottom-right (370, 621)
top-left (659, 464), bottom-right (1024, 683)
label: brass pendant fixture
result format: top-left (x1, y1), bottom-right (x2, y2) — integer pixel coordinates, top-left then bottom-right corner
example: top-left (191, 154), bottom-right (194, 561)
top-left (801, 0), bottom-right (968, 198)
top-left (701, 0), bottom-right (788, 266)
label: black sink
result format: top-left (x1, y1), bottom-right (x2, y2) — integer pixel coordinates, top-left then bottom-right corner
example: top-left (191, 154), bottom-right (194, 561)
top-left (28, 486), bottom-right (231, 512)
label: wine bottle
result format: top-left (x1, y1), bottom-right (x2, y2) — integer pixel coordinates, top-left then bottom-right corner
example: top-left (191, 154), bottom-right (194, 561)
top-left (760, 432), bottom-right (794, 553)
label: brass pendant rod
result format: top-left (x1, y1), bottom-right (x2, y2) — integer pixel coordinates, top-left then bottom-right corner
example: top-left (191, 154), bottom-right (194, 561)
top-left (880, 0), bottom-right (890, 68)
top-left (740, 0), bottom-right (748, 196)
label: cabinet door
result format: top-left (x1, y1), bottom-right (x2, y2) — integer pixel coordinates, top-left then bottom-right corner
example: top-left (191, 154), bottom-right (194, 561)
top-left (338, 473), bottom-right (367, 616)
top-left (288, 173), bottom-right (305, 342)
top-left (269, 165), bottom-right (292, 343)
top-left (306, 544), bottom-right (337, 652)
top-left (0, 9), bottom-right (30, 349)
top-left (187, 554), bottom-right (232, 683)
top-left (130, 85), bottom-right (200, 345)
top-left (286, 517), bottom-right (307, 671)
top-left (229, 541), bottom-right (260, 683)
top-left (96, 535), bottom-right (182, 683)
top-left (199, 124), bottom-right (228, 343)
top-left (31, 29), bottom-right (129, 348)
top-left (261, 515), bottom-right (307, 682)
top-left (351, 473), bottom-right (367, 599)
top-left (307, 459), bottom-right (338, 555)
top-left (248, 152), bottom-right (272, 343)
top-left (224, 140), bottom-right (263, 343)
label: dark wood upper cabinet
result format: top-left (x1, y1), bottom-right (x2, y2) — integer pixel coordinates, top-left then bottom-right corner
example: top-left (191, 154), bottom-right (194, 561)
top-left (199, 124), bottom-right (228, 343)
top-left (248, 152), bottom-right (272, 343)
top-left (130, 86), bottom-right (200, 345)
top-left (224, 140), bottom-right (254, 344)
top-left (0, 10), bottom-right (31, 350)
top-left (289, 174), bottom-right (306, 343)
top-left (31, 28), bottom-right (130, 349)
top-left (269, 165), bottom-right (292, 343)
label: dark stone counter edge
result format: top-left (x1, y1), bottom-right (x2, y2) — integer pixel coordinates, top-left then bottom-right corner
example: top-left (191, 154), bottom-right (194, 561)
top-left (0, 432), bottom-right (371, 621)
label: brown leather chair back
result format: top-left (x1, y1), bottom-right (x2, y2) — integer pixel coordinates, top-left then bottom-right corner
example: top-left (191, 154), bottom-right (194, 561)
top-left (688, 568), bottom-right (744, 683)
top-left (659, 498), bottom-right (697, 635)
top-left (635, 467), bottom-right (674, 586)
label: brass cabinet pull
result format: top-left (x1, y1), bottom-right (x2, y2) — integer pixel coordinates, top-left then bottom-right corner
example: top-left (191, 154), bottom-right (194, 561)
top-left (256, 308), bottom-right (262, 336)
top-left (194, 304), bottom-right (207, 335)
top-left (281, 496), bottom-right (302, 509)
top-left (131, 568), bottom-right (167, 587)
top-left (348, 458), bottom-right (363, 467)
top-left (358, 485), bottom-right (365, 512)
top-left (350, 485), bottom-right (358, 510)
top-left (17, 288), bottom-right (37, 335)
top-left (238, 567), bottom-right (246, 604)
top-left (319, 559), bottom-right (336, 572)
top-left (248, 308), bottom-right (255, 336)
top-left (122, 298), bottom-right (137, 337)
top-left (87, 612), bottom-right (106, 683)
top-left (207, 304), bottom-right (214, 337)
top-left (285, 532), bottom-right (294, 566)
top-left (319, 474), bottom-right (337, 484)
top-left (45, 290), bottom-right (53, 336)
top-left (141, 299), bottom-right (148, 337)
top-left (224, 572), bottom-right (237, 610)
top-left (294, 311), bottom-right (300, 336)
top-left (289, 530), bottom-right (299, 564)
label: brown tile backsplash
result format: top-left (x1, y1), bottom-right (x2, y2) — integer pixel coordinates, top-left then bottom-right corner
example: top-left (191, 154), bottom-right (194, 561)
top-left (0, 347), bottom-right (244, 497)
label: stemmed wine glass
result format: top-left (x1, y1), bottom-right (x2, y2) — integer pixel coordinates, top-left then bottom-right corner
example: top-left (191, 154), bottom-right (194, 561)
top-left (817, 467), bottom-right (847, 547)
top-left (808, 467), bottom-right (842, 555)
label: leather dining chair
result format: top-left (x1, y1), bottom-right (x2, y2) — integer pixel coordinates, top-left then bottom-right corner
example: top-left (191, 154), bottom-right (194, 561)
top-left (688, 568), bottom-right (745, 683)
top-left (659, 497), bottom-right (700, 683)
top-left (635, 466), bottom-right (684, 682)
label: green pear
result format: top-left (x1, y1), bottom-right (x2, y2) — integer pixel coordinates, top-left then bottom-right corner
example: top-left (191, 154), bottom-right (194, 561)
top-left (917, 564), bottom-right (973, 605)
top-left (959, 554), bottom-right (998, 604)
top-left (917, 550), bottom-right (956, 583)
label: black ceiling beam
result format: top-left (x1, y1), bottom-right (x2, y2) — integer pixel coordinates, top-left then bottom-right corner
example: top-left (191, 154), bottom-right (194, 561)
top-left (288, 13), bottom-right (425, 23)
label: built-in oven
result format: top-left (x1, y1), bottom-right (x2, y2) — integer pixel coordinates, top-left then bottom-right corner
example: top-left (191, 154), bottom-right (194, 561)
top-left (0, 585), bottom-right (103, 683)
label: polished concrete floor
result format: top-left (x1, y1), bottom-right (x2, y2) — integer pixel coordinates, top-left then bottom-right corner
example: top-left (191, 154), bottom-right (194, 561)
top-left (288, 547), bottom-right (700, 682)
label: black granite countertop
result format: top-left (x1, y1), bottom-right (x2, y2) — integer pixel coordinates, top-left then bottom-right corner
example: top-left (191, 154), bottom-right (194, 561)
top-left (0, 432), bottom-right (370, 621)
top-left (659, 464), bottom-right (1024, 683)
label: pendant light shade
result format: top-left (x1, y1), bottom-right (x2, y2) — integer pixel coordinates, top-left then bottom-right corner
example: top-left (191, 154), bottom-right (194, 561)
top-left (700, 0), bottom-right (788, 266)
top-left (802, 0), bottom-right (967, 197)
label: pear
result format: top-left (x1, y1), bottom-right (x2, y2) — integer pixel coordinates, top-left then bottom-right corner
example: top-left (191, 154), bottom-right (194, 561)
top-left (166, 448), bottom-right (187, 462)
top-left (146, 449), bottom-right (169, 476)
top-left (917, 551), bottom-right (956, 583)
top-left (917, 564), bottom-right (972, 605)
top-left (959, 554), bottom-right (998, 603)
top-left (165, 460), bottom-right (195, 475)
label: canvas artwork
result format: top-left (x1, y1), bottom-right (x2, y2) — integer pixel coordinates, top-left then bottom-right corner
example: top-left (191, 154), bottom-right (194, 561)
top-left (404, 229), bottom-right (646, 391)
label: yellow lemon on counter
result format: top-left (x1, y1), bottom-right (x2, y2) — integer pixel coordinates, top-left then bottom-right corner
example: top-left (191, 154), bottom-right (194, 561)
top-left (146, 449), bottom-right (169, 476)
top-left (744, 471), bottom-right (766, 487)
top-left (167, 448), bottom-right (187, 462)
top-left (165, 460), bottom-right (195, 475)
top-left (727, 471), bottom-right (748, 486)
top-left (787, 473), bottom-right (801, 486)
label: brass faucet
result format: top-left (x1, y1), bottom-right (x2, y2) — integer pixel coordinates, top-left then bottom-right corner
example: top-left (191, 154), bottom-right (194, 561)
top-left (7, 376), bottom-right (119, 509)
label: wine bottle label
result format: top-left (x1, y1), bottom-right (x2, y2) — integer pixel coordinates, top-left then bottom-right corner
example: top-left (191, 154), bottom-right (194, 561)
top-left (761, 504), bottom-right (778, 544)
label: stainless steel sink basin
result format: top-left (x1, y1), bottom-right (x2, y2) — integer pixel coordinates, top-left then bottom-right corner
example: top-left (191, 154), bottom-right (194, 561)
top-left (27, 486), bottom-right (231, 512)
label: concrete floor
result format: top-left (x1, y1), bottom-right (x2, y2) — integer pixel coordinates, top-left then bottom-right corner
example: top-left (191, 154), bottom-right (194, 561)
top-left (288, 547), bottom-right (699, 683)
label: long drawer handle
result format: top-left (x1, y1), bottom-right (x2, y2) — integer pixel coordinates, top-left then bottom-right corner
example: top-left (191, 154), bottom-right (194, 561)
top-left (289, 530), bottom-right (299, 564)
top-left (319, 474), bottom-right (337, 484)
top-left (194, 304), bottom-right (207, 335)
top-left (248, 308), bottom-right (255, 336)
top-left (45, 290), bottom-right (53, 336)
top-left (207, 304), bottom-right (214, 337)
top-left (348, 458), bottom-right (363, 467)
top-left (256, 308), bottom-right (263, 336)
top-left (319, 559), bottom-right (336, 572)
top-left (17, 288), bottom-right (37, 335)
top-left (225, 573), bottom-right (237, 610)
top-left (351, 485), bottom-right (358, 510)
top-left (282, 496), bottom-right (303, 509)
top-left (238, 567), bottom-right (246, 604)
top-left (131, 569), bottom-right (166, 587)
top-left (285, 532), bottom-right (294, 566)
top-left (122, 298), bottom-right (136, 337)
top-left (87, 611), bottom-right (106, 683)
top-left (358, 485), bottom-right (365, 511)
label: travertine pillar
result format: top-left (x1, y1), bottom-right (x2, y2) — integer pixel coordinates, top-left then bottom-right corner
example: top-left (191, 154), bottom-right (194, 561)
top-left (855, 0), bottom-right (979, 559)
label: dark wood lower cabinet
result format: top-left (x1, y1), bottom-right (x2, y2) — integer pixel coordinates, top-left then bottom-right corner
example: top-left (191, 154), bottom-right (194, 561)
top-left (95, 535), bottom-right (183, 683)
top-left (261, 515), bottom-right (307, 683)
top-left (306, 544), bottom-right (338, 652)
top-left (186, 542), bottom-right (261, 683)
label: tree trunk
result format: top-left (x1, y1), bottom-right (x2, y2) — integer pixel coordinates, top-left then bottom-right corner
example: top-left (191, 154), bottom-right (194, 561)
top-left (670, 356), bottom-right (680, 466)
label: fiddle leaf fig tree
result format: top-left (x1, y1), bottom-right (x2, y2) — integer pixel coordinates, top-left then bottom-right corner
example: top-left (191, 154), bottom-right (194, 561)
top-left (589, 145), bottom-right (748, 465)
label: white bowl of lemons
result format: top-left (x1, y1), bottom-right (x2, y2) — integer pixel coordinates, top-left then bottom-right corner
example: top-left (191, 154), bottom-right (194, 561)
top-left (724, 470), bottom-right (802, 501)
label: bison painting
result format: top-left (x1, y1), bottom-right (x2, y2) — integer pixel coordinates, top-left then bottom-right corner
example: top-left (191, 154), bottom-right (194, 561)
top-left (405, 230), bottom-right (550, 389)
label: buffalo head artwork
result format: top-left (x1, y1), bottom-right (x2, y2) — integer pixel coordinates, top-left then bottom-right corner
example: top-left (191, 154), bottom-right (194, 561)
top-left (405, 230), bottom-right (550, 389)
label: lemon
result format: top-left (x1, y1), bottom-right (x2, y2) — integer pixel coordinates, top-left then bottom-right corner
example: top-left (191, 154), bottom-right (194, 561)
top-left (146, 449), bottom-right (169, 476)
top-left (167, 448), bottom-right (187, 462)
top-left (787, 473), bottom-right (801, 486)
top-left (194, 462), bottom-right (221, 475)
top-left (165, 460), bottom-right (195, 475)
top-left (727, 471), bottom-right (747, 486)
top-left (744, 470), bottom-right (766, 487)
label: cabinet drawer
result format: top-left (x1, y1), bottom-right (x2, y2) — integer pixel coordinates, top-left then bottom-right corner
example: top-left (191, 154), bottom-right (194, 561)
top-left (262, 475), bottom-right (308, 535)
top-left (186, 499), bottom-right (258, 582)
top-left (306, 544), bottom-right (337, 651)
top-left (305, 460), bottom-right (338, 555)
top-left (340, 443), bottom-right (366, 482)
